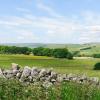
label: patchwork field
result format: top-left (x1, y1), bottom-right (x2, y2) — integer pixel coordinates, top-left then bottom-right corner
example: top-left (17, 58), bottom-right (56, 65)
top-left (0, 54), bottom-right (100, 77)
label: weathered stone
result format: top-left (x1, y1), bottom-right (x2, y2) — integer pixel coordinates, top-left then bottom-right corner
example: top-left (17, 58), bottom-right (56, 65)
top-left (21, 66), bottom-right (31, 78)
top-left (3, 70), bottom-right (13, 74)
top-left (62, 74), bottom-right (67, 79)
top-left (46, 68), bottom-right (52, 75)
top-left (40, 77), bottom-right (46, 82)
top-left (0, 68), bottom-right (5, 78)
top-left (64, 78), bottom-right (70, 81)
top-left (20, 66), bottom-right (31, 82)
top-left (51, 79), bottom-right (56, 83)
top-left (32, 78), bottom-right (37, 82)
top-left (31, 67), bottom-right (39, 77)
top-left (12, 63), bottom-right (20, 70)
top-left (89, 77), bottom-right (99, 84)
top-left (39, 69), bottom-right (47, 77)
top-left (78, 74), bottom-right (87, 83)
top-left (57, 74), bottom-right (64, 82)
top-left (67, 73), bottom-right (76, 79)
top-left (16, 72), bottom-right (22, 79)
top-left (45, 76), bottom-right (51, 81)
top-left (50, 71), bottom-right (57, 79)
top-left (6, 74), bottom-right (14, 79)
top-left (3, 70), bottom-right (14, 79)
top-left (72, 77), bottom-right (77, 82)
top-left (28, 76), bottom-right (33, 82)
top-left (13, 70), bottom-right (19, 75)
top-left (42, 81), bottom-right (53, 88)
top-left (1, 63), bottom-right (100, 87)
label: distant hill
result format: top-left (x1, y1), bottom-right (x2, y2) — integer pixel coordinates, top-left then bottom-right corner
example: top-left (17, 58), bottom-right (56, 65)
top-left (0, 43), bottom-right (46, 48)
top-left (0, 43), bottom-right (82, 49)
top-left (0, 43), bottom-right (100, 56)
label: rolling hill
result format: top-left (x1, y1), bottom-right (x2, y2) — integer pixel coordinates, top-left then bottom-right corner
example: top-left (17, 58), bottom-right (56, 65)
top-left (0, 42), bottom-right (100, 56)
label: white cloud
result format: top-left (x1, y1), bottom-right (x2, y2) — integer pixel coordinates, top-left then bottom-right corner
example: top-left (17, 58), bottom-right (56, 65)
top-left (36, 1), bottom-right (63, 18)
top-left (77, 11), bottom-right (100, 43)
top-left (16, 30), bottom-right (39, 42)
top-left (79, 32), bottom-right (100, 43)
top-left (0, 2), bottom-right (100, 44)
top-left (0, 16), bottom-right (33, 29)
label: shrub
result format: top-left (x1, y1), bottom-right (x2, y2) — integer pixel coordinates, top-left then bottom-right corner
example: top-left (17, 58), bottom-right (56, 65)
top-left (25, 51), bottom-right (30, 55)
top-left (32, 47), bottom-right (73, 59)
top-left (80, 47), bottom-right (92, 50)
top-left (93, 62), bottom-right (100, 70)
top-left (93, 54), bottom-right (100, 58)
top-left (52, 48), bottom-right (68, 58)
top-left (66, 52), bottom-right (73, 59)
top-left (32, 47), bottom-right (44, 56)
top-left (0, 45), bottom-right (32, 55)
top-left (72, 51), bottom-right (80, 57)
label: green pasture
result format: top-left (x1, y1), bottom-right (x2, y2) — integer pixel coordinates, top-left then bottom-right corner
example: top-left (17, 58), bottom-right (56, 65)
top-left (0, 54), bottom-right (100, 77)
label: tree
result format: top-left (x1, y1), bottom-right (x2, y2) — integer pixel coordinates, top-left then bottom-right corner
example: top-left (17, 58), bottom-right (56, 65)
top-left (32, 47), bottom-right (44, 56)
top-left (93, 62), bottom-right (100, 70)
top-left (66, 52), bottom-right (73, 59)
top-left (93, 54), bottom-right (100, 58)
top-left (42, 48), bottom-right (53, 56)
top-left (52, 48), bottom-right (69, 58)
top-left (0, 45), bottom-right (32, 54)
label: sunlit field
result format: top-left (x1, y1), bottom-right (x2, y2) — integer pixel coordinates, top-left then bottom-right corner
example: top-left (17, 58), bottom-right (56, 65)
top-left (0, 54), bottom-right (100, 99)
top-left (0, 54), bottom-right (100, 77)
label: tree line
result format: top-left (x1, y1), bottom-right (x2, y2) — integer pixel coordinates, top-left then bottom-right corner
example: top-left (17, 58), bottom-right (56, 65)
top-left (0, 46), bottom-right (73, 59)
top-left (0, 46), bottom-right (31, 55)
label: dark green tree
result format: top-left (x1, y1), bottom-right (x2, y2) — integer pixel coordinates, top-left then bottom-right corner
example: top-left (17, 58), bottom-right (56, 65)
top-left (52, 48), bottom-right (69, 58)
top-left (32, 47), bottom-right (44, 56)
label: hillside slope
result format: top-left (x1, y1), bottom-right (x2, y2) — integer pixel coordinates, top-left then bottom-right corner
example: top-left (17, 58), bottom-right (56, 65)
top-left (1, 43), bottom-right (100, 56)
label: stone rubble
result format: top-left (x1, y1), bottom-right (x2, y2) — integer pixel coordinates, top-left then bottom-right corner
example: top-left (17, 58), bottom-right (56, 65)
top-left (0, 63), bottom-right (100, 88)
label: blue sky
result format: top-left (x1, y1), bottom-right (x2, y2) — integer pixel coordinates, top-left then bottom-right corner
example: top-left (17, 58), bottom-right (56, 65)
top-left (0, 0), bottom-right (100, 43)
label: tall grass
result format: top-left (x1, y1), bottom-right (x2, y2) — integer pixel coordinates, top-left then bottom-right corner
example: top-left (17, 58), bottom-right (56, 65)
top-left (0, 79), bottom-right (100, 100)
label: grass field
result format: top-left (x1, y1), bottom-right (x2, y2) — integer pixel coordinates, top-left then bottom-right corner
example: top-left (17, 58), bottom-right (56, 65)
top-left (0, 54), bottom-right (100, 77)
top-left (0, 54), bottom-right (100, 100)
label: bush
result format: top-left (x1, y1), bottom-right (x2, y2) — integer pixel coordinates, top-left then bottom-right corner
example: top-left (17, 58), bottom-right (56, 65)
top-left (52, 48), bottom-right (68, 58)
top-left (93, 54), bottom-right (100, 58)
top-left (80, 47), bottom-right (92, 50)
top-left (32, 47), bottom-right (44, 56)
top-left (32, 47), bottom-right (73, 59)
top-left (93, 62), bottom-right (100, 70)
top-left (0, 45), bottom-right (32, 55)
top-left (66, 52), bottom-right (73, 59)
top-left (72, 51), bottom-right (80, 57)
top-left (25, 51), bottom-right (30, 55)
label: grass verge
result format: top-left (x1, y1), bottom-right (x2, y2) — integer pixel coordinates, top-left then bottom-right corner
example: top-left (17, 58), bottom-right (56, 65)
top-left (0, 79), bottom-right (100, 100)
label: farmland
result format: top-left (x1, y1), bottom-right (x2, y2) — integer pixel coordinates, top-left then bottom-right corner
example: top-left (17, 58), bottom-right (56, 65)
top-left (0, 54), bottom-right (100, 99)
top-left (0, 47), bottom-right (100, 100)
top-left (0, 54), bottom-right (100, 77)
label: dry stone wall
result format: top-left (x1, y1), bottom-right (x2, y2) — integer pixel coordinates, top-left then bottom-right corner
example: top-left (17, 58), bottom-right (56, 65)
top-left (0, 63), bottom-right (100, 88)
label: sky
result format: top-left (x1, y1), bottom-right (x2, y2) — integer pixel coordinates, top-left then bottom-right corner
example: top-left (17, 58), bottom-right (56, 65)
top-left (0, 0), bottom-right (100, 44)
